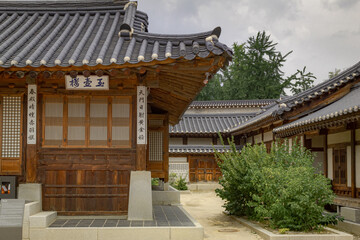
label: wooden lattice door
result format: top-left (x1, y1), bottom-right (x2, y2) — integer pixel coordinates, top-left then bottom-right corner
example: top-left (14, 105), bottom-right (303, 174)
top-left (333, 148), bottom-right (347, 185)
top-left (147, 114), bottom-right (169, 181)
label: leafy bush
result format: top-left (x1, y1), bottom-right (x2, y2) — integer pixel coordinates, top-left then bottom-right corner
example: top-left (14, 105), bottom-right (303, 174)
top-left (215, 139), bottom-right (337, 231)
top-left (169, 173), bottom-right (188, 190)
top-left (151, 178), bottom-right (159, 186)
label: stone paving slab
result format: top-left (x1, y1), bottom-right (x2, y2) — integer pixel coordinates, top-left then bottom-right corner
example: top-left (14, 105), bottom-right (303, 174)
top-left (49, 206), bottom-right (194, 228)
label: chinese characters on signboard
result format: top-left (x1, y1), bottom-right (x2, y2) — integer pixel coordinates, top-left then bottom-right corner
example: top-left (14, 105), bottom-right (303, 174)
top-left (27, 85), bottom-right (37, 144)
top-left (137, 86), bottom-right (147, 144)
top-left (65, 75), bottom-right (109, 90)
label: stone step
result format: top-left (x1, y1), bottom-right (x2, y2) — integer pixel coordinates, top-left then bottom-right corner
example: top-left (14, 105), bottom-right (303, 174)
top-left (24, 201), bottom-right (41, 223)
top-left (30, 211), bottom-right (57, 228)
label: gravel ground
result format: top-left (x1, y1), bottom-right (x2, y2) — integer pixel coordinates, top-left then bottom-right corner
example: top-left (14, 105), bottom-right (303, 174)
top-left (181, 191), bottom-right (262, 240)
top-left (181, 190), bottom-right (360, 240)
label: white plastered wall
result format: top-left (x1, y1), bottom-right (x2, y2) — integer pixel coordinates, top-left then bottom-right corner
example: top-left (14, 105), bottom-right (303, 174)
top-left (311, 135), bottom-right (324, 148)
top-left (328, 148), bottom-right (333, 180)
top-left (263, 131), bottom-right (273, 142)
top-left (254, 134), bottom-right (262, 144)
top-left (169, 138), bottom-right (183, 145)
top-left (356, 145), bottom-right (360, 187)
top-left (328, 131), bottom-right (350, 145)
top-left (356, 129), bottom-right (360, 141)
top-left (187, 138), bottom-right (212, 145)
top-left (347, 146), bottom-right (352, 187)
top-left (169, 157), bottom-right (187, 163)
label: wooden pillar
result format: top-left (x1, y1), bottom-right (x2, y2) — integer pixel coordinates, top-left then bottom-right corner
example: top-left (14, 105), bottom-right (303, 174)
top-left (321, 129), bottom-right (328, 178)
top-left (163, 114), bottom-right (169, 182)
top-left (136, 145), bottom-right (146, 170)
top-left (26, 84), bottom-right (38, 182)
top-left (136, 86), bottom-right (147, 171)
top-left (351, 124), bottom-right (356, 198)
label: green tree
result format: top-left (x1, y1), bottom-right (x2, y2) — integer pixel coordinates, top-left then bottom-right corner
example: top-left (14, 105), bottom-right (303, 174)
top-left (196, 74), bottom-right (225, 101)
top-left (287, 67), bottom-right (315, 95)
top-left (197, 31), bottom-right (315, 100)
top-left (328, 68), bottom-right (341, 79)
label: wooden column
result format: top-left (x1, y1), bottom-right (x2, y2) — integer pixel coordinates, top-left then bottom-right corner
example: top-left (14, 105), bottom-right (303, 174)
top-left (136, 144), bottom-right (146, 170)
top-left (136, 86), bottom-right (147, 171)
top-left (320, 129), bottom-right (328, 178)
top-left (351, 124), bottom-right (356, 198)
top-left (26, 84), bottom-right (37, 182)
top-left (163, 114), bottom-right (169, 182)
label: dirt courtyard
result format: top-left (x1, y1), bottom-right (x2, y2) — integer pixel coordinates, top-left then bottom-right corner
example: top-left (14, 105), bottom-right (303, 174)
top-left (181, 191), bottom-right (262, 240)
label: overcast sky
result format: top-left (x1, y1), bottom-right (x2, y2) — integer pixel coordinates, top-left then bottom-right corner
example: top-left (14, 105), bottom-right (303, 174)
top-left (138, 0), bottom-right (360, 85)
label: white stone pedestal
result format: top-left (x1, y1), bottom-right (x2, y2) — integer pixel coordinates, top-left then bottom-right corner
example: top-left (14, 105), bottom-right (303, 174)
top-left (18, 183), bottom-right (42, 206)
top-left (127, 171), bottom-right (153, 220)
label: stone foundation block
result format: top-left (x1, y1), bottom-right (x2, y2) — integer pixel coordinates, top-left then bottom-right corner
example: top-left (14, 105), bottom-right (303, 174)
top-left (341, 207), bottom-right (360, 223)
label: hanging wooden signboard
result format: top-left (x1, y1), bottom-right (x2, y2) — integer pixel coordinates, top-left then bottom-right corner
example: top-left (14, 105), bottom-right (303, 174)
top-left (27, 84), bottom-right (37, 144)
top-left (65, 75), bottom-right (109, 90)
top-left (137, 86), bottom-right (147, 144)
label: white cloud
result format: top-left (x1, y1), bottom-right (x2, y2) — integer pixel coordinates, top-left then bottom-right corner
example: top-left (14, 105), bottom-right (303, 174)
top-left (138, 0), bottom-right (360, 84)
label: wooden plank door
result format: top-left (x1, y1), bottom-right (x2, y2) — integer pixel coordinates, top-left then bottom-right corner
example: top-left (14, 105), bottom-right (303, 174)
top-left (189, 156), bottom-right (221, 182)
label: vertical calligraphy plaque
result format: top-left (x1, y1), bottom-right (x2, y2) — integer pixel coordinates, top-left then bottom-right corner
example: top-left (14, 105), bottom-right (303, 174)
top-left (137, 86), bottom-right (147, 144)
top-left (27, 84), bottom-right (37, 144)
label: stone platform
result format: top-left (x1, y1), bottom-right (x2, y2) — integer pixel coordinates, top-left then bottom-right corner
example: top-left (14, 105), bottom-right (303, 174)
top-left (49, 206), bottom-right (194, 228)
top-left (30, 206), bottom-right (203, 240)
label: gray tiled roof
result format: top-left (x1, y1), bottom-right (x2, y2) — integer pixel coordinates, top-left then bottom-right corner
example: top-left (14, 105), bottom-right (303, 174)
top-left (275, 61), bottom-right (360, 115)
top-left (169, 145), bottom-right (241, 154)
top-left (229, 60), bottom-right (360, 134)
top-left (170, 113), bottom-right (255, 134)
top-left (229, 103), bottom-right (280, 133)
top-left (274, 83), bottom-right (360, 136)
top-left (0, 1), bottom-right (231, 68)
top-left (189, 99), bottom-right (275, 108)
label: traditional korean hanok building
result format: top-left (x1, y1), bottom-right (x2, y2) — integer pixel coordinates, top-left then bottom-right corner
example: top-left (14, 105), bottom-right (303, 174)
top-left (230, 61), bottom-right (360, 211)
top-left (0, 0), bottom-right (232, 216)
top-left (168, 99), bottom-right (275, 182)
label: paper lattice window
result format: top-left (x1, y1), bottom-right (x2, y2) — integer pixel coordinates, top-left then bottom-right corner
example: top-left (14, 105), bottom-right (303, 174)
top-left (2, 97), bottom-right (21, 158)
top-left (149, 131), bottom-right (163, 162)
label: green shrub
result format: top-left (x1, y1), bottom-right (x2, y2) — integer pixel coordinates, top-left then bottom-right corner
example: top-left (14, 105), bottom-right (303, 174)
top-left (169, 173), bottom-right (188, 190)
top-left (151, 178), bottom-right (159, 186)
top-left (175, 175), bottom-right (188, 190)
top-left (215, 138), bottom-right (337, 231)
